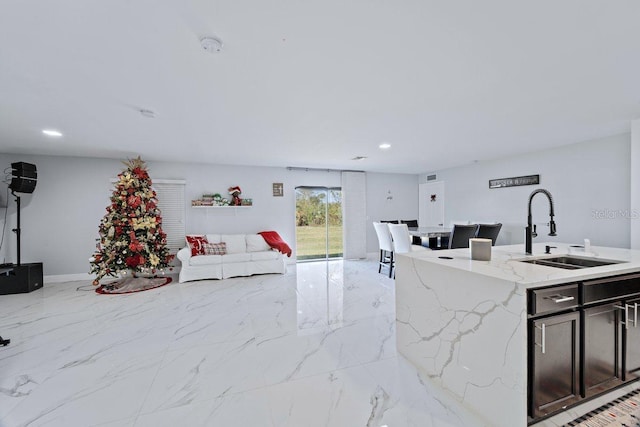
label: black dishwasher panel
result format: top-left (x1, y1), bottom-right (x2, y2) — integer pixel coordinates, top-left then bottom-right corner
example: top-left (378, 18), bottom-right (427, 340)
top-left (623, 297), bottom-right (640, 381)
top-left (583, 303), bottom-right (623, 396)
top-left (583, 273), bottom-right (640, 305)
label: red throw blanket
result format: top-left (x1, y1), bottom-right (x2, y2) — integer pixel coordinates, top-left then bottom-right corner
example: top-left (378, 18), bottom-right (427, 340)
top-left (259, 231), bottom-right (292, 257)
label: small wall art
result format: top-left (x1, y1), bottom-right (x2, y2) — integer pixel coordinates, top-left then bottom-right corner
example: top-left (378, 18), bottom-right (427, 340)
top-left (489, 174), bottom-right (539, 189)
top-left (272, 183), bottom-right (283, 197)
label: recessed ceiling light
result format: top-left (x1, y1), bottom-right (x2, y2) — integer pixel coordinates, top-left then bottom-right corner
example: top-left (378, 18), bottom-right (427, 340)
top-left (379, 143), bottom-right (391, 149)
top-left (352, 156), bottom-right (367, 161)
top-left (42, 129), bottom-right (62, 137)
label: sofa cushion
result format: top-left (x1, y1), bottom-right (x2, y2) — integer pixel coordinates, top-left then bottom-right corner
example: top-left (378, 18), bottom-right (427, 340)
top-left (221, 253), bottom-right (251, 263)
top-left (246, 234), bottom-right (271, 252)
top-left (206, 234), bottom-right (222, 244)
top-left (189, 255), bottom-right (223, 266)
top-left (186, 235), bottom-right (208, 256)
top-left (221, 234), bottom-right (247, 254)
top-left (250, 251), bottom-right (280, 261)
top-left (203, 242), bottom-right (227, 255)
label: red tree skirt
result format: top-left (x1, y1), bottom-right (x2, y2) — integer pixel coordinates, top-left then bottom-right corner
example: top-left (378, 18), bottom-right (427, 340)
top-left (95, 277), bottom-right (172, 294)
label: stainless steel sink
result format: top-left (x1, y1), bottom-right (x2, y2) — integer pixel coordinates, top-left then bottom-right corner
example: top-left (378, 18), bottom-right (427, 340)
top-left (519, 255), bottom-right (625, 270)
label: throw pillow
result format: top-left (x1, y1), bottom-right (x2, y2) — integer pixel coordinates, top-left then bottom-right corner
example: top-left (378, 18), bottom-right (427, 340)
top-left (220, 234), bottom-right (247, 254)
top-left (203, 242), bottom-right (227, 255)
top-left (246, 234), bottom-right (271, 252)
top-left (186, 235), bottom-right (209, 256)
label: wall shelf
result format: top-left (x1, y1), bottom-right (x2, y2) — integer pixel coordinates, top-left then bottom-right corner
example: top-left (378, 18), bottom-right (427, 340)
top-left (191, 205), bottom-right (252, 208)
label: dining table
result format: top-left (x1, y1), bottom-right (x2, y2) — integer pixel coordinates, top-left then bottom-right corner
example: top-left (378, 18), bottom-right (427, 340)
top-left (407, 226), bottom-right (452, 250)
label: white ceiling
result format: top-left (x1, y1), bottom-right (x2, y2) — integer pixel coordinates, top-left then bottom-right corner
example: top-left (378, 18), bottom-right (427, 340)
top-left (1, 1), bottom-right (639, 174)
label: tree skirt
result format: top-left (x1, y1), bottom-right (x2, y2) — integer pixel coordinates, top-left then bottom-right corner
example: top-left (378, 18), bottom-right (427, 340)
top-left (95, 277), bottom-right (172, 294)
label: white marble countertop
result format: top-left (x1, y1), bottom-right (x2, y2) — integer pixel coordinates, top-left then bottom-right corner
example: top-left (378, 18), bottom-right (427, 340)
top-left (400, 242), bottom-right (640, 289)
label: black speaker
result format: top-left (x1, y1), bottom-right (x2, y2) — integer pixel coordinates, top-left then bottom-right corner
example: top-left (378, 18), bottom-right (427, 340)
top-left (10, 177), bottom-right (37, 193)
top-left (12, 162), bottom-right (37, 179)
top-left (0, 263), bottom-right (43, 295)
top-left (9, 162), bottom-right (37, 193)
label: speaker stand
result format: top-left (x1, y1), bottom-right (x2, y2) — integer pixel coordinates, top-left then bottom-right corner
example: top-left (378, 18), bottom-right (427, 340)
top-left (11, 191), bottom-right (21, 266)
top-left (0, 336), bottom-right (9, 346)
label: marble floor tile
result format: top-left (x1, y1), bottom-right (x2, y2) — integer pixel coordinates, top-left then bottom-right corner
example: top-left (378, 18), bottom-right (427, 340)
top-left (255, 326), bottom-right (362, 386)
top-left (1, 347), bottom-right (164, 426)
top-left (332, 314), bottom-right (397, 365)
top-left (136, 388), bottom-right (274, 427)
top-left (264, 364), bottom-right (391, 427)
top-left (0, 259), bottom-right (486, 427)
top-left (141, 338), bottom-right (266, 412)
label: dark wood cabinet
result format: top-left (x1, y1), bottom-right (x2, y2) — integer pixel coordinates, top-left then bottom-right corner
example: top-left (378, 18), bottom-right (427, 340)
top-left (623, 297), bottom-right (640, 381)
top-left (583, 303), bottom-right (623, 396)
top-left (529, 274), bottom-right (640, 422)
top-left (529, 311), bottom-right (581, 419)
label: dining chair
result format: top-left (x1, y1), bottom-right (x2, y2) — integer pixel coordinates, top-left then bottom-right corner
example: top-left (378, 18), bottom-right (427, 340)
top-left (400, 219), bottom-right (419, 228)
top-left (440, 220), bottom-right (470, 248)
top-left (388, 223), bottom-right (429, 254)
top-left (448, 224), bottom-right (480, 249)
top-left (476, 223), bottom-right (502, 246)
top-left (400, 219), bottom-right (421, 244)
top-left (373, 222), bottom-right (394, 278)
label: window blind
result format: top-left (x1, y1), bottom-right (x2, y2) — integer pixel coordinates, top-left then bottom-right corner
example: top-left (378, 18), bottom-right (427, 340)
top-left (153, 180), bottom-right (186, 254)
top-left (341, 171), bottom-right (367, 259)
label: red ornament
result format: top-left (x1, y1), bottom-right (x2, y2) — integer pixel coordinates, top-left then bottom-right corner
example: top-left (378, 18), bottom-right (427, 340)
top-left (125, 255), bottom-right (141, 268)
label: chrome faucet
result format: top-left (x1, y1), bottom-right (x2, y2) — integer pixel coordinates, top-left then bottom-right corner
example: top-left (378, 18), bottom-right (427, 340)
top-left (526, 189), bottom-right (557, 255)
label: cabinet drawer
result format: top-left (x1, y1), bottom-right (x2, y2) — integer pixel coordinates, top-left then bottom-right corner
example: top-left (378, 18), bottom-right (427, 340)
top-left (530, 284), bottom-right (579, 316)
top-left (583, 273), bottom-right (640, 305)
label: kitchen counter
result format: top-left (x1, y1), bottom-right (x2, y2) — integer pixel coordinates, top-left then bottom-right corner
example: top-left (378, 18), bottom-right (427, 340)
top-left (395, 243), bottom-right (640, 427)
top-left (400, 242), bottom-right (640, 288)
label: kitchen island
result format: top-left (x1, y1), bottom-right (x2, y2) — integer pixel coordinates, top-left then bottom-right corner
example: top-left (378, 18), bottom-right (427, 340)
top-left (395, 242), bottom-right (640, 426)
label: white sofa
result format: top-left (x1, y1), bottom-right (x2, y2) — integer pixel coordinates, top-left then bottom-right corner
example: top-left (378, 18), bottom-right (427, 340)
top-left (177, 233), bottom-right (287, 283)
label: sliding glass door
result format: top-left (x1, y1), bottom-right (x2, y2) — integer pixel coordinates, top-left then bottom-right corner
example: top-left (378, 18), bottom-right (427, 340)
top-left (295, 187), bottom-right (342, 261)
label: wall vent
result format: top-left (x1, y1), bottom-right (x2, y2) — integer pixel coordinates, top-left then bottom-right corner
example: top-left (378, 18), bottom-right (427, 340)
top-left (427, 174), bottom-right (437, 181)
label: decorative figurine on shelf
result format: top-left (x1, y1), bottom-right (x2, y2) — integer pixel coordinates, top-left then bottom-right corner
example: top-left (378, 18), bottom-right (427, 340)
top-left (228, 186), bottom-right (242, 206)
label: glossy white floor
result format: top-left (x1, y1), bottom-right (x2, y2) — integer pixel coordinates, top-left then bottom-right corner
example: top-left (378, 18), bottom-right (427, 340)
top-left (5, 258), bottom-right (619, 427)
top-left (1, 259), bottom-right (492, 427)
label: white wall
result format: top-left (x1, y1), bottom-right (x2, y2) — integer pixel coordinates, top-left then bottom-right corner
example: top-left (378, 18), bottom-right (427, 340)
top-left (365, 172), bottom-right (420, 253)
top-left (630, 119), bottom-right (640, 249)
top-left (0, 154), bottom-right (419, 278)
top-left (420, 133), bottom-right (631, 250)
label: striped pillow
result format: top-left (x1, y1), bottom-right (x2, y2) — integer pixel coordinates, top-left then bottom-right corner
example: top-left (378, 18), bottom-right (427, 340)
top-left (203, 242), bottom-right (227, 255)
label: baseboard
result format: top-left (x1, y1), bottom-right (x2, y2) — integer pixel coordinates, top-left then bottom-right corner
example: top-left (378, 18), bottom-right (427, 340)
top-left (44, 267), bottom-right (182, 284)
top-left (44, 273), bottom-right (94, 283)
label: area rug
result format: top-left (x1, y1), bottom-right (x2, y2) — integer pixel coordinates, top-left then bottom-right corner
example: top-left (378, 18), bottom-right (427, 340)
top-left (564, 389), bottom-right (640, 426)
top-left (95, 277), bottom-right (172, 294)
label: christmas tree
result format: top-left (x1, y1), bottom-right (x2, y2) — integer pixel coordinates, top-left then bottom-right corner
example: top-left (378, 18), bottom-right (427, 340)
top-left (90, 157), bottom-right (174, 285)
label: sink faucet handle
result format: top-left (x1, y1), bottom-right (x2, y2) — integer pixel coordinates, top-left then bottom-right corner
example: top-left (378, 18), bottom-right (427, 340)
top-left (532, 224), bottom-right (538, 238)
top-left (545, 245), bottom-right (557, 254)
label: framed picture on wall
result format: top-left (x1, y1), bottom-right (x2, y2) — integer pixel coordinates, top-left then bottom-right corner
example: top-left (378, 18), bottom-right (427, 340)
top-left (273, 183), bottom-right (283, 197)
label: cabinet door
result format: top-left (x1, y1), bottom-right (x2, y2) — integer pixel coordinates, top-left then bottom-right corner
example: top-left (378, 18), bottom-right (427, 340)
top-left (530, 312), bottom-right (581, 419)
top-left (623, 297), bottom-right (640, 381)
top-left (583, 303), bottom-right (623, 396)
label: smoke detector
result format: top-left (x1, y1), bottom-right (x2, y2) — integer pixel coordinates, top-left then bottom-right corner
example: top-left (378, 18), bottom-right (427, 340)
top-left (201, 37), bottom-right (223, 53)
top-left (139, 109), bottom-right (156, 118)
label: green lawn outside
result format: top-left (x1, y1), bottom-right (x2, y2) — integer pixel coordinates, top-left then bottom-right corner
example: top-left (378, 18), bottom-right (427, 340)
top-left (296, 225), bottom-right (343, 260)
